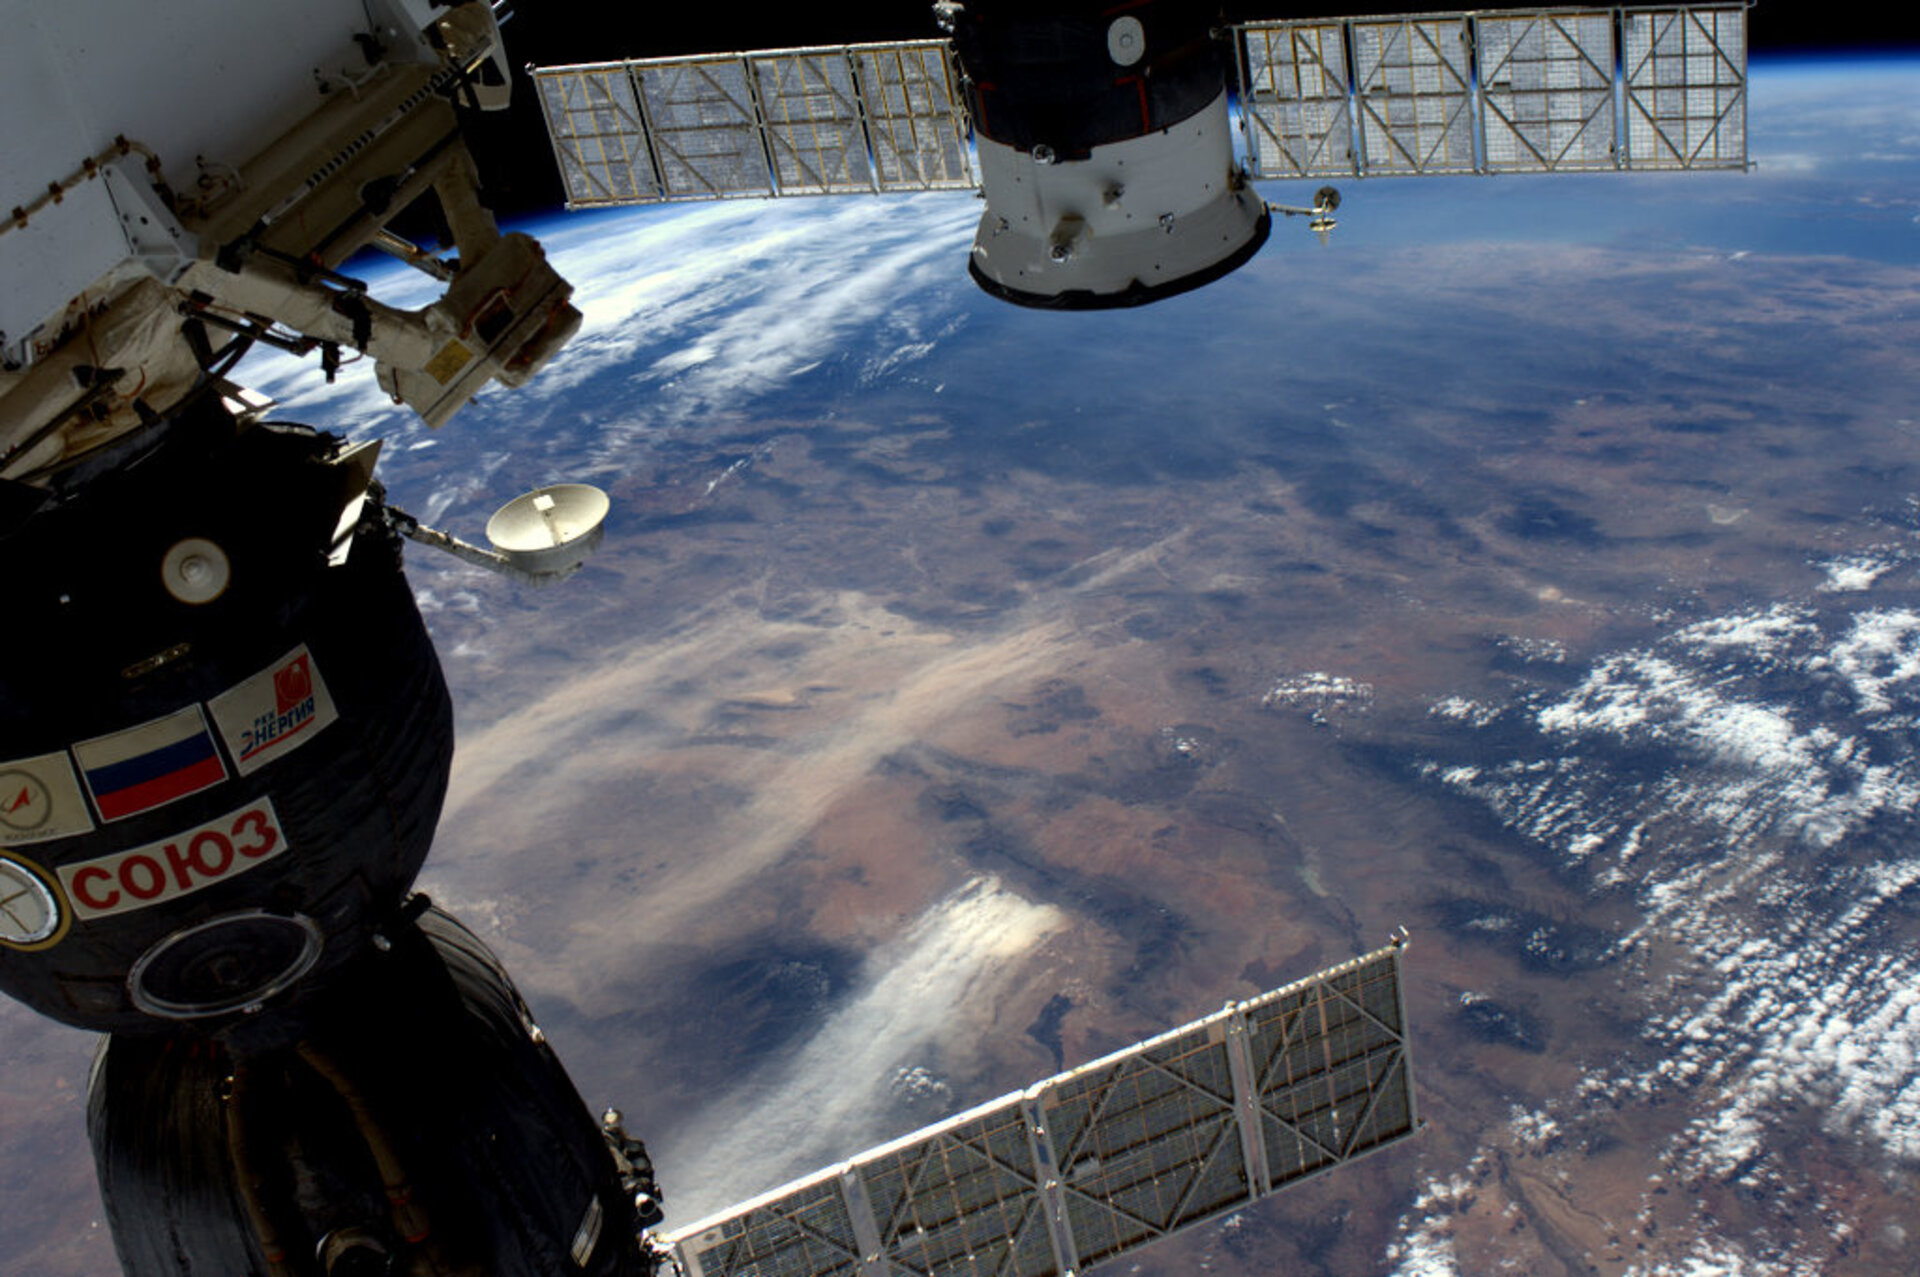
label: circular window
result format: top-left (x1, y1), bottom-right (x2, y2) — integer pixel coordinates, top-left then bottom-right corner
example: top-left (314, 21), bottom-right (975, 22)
top-left (128, 910), bottom-right (323, 1019)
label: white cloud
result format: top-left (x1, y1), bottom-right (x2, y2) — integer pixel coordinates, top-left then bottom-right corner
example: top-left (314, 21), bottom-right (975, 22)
top-left (1815, 553), bottom-right (1898, 593)
top-left (225, 195), bottom-right (983, 504)
top-left (1427, 600), bottom-right (1920, 1186)
top-left (515, 196), bottom-right (980, 461)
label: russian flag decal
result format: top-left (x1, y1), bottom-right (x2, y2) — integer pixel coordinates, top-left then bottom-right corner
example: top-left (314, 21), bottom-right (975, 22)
top-left (72, 706), bottom-right (228, 822)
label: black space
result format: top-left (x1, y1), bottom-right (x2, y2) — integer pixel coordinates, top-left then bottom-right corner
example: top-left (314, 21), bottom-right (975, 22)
top-left (468, 2), bottom-right (1920, 220)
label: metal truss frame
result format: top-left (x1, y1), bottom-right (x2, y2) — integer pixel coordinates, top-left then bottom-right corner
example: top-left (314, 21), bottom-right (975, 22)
top-left (663, 939), bottom-right (1415, 1277)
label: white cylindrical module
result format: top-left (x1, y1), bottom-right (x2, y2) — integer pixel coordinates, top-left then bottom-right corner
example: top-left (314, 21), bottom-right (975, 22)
top-left (968, 92), bottom-right (1269, 308)
top-left (949, 0), bottom-right (1270, 308)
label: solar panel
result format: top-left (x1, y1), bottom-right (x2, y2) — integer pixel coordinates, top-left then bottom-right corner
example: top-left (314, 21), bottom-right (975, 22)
top-left (533, 65), bottom-right (664, 204)
top-left (1350, 16), bottom-right (1476, 175)
top-left (532, 42), bottom-right (974, 209)
top-left (750, 51), bottom-right (872, 196)
top-left (1476, 9), bottom-right (1618, 172)
top-left (663, 941), bottom-right (1416, 1277)
top-left (1621, 6), bottom-right (1748, 169)
top-left (1235, 21), bottom-right (1355, 178)
top-left (853, 44), bottom-right (974, 192)
top-left (635, 56), bottom-right (776, 200)
top-left (1235, 4), bottom-right (1748, 178)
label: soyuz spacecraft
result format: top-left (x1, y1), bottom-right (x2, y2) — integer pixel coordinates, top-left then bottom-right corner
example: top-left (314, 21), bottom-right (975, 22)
top-left (1, 3), bottom-right (648, 1273)
top-left (0, 1), bottom-right (1744, 1274)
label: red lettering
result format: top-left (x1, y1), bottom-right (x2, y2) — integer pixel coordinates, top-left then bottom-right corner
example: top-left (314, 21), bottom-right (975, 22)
top-left (190, 830), bottom-right (234, 878)
top-left (233, 807), bottom-right (278, 859)
top-left (119, 855), bottom-right (166, 900)
top-left (62, 803), bottom-right (283, 920)
top-left (161, 841), bottom-right (195, 890)
top-left (72, 866), bottom-right (119, 911)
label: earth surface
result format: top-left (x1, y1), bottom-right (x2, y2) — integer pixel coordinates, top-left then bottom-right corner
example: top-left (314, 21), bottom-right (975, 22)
top-left (6, 54), bottom-right (1920, 1277)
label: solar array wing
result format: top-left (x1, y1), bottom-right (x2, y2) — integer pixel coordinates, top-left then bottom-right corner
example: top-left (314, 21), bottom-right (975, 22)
top-left (532, 42), bottom-right (974, 209)
top-left (533, 9), bottom-right (1745, 205)
top-left (750, 50), bottom-right (872, 196)
top-left (1477, 9), bottom-right (1618, 171)
top-left (1621, 6), bottom-right (1748, 168)
top-left (1234, 3), bottom-right (1748, 178)
top-left (634, 56), bottom-right (775, 200)
top-left (853, 44), bottom-right (975, 192)
top-left (1350, 16), bottom-right (1477, 175)
top-left (533, 64), bottom-right (665, 204)
top-left (661, 941), bottom-right (1416, 1277)
top-left (1234, 21), bottom-right (1354, 179)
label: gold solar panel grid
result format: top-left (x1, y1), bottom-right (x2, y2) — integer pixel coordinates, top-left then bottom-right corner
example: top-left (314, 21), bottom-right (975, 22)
top-left (533, 41), bottom-right (973, 209)
top-left (1247, 961), bottom-right (1414, 1181)
top-left (633, 55), bottom-right (775, 200)
top-left (1350, 15), bottom-right (1477, 174)
top-left (853, 44), bottom-right (974, 191)
top-left (750, 51), bottom-right (873, 195)
top-left (1233, 4), bottom-right (1747, 179)
top-left (532, 64), bottom-right (664, 204)
top-left (1621, 5), bottom-right (1748, 168)
top-left (666, 942), bottom-right (1414, 1277)
top-left (676, 1178), bottom-right (860, 1277)
top-left (861, 1106), bottom-right (1058, 1277)
top-left (1043, 1023), bottom-right (1250, 1267)
top-left (1235, 21), bottom-right (1354, 178)
top-left (1475, 9), bottom-right (1618, 171)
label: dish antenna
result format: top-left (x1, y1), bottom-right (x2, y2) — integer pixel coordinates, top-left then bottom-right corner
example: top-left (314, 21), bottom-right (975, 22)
top-left (487, 484), bottom-right (612, 577)
top-left (388, 484), bottom-right (612, 585)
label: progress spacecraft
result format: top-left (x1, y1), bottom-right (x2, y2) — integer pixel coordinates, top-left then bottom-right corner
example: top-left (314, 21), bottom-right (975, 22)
top-left (0, 1), bottom-right (1745, 1274)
